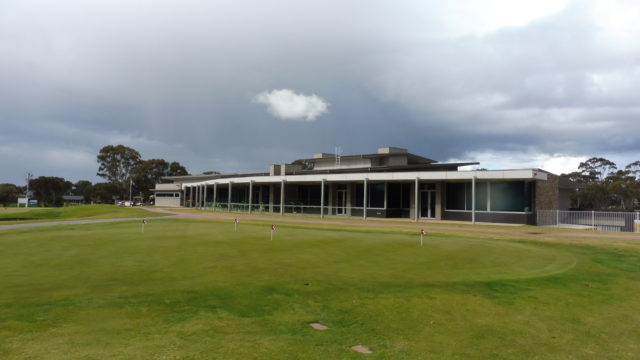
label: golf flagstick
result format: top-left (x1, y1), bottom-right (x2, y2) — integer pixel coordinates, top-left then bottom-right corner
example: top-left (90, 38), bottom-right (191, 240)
top-left (420, 228), bottom-right (425, 247)
top-left (141, 218), bottom-right (147, 233)
top-left (270, 224), bottom-right (276, 240)
top-left (234, 217), bottom-right (239, 232)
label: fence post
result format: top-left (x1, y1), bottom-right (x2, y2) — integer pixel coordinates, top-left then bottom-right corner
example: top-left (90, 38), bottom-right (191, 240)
top-left (592, 210), bottom-right (595, 231)
top-left (556, 209), bottom-right (559, 226)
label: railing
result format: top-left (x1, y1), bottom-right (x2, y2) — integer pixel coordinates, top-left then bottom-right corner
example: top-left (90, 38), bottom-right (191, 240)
top-left (193, 202), bottom-right (388, 217)
top-left (537, 210), bottom-right (640, 233)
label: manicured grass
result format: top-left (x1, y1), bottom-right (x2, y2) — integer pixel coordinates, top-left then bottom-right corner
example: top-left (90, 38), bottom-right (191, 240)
top-left (0, 205), bottom-right (162, 223)
top-left (0, 219), bottom-right (639, 359)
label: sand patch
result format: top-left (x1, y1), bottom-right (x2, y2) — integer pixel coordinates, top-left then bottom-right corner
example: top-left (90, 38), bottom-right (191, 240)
top-left (351, 345), bottom-right (372, 354)
top-left (309, 322), bottom-right (329, 330)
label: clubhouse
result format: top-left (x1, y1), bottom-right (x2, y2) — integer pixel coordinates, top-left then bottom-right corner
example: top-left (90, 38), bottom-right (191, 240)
top-left (152, 147), bottom-right (573, 225)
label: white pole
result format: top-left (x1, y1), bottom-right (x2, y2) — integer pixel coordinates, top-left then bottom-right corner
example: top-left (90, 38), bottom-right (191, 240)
top-left (25, 173), bottom-right (31, 208)
top-left (213, 183), bottom-right (217, 211)
top-left (363, 178), bottom-right (368, 220)
top-left (420, 234), bottom-right (423, 247)
top-left (472, 175), bottom-right (476, 224)
top-left (249, 181), bottom-right (253, 214)
top-left (280, 180), bottom-right (285, 216)
top-left (228, 182), bottom-right (232, 212)
top-left (320, 179), bottom-right (325, 218)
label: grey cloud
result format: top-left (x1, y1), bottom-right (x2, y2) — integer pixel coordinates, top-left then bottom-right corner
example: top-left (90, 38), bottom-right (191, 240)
top-left (0, 1), bottom-right (638, 184)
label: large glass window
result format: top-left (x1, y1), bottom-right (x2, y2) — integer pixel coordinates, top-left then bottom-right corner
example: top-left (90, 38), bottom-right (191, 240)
top-left (490, 181), bottom-right (532, 212)
top-left (475, 182), bottom-right (488, 211)
top-left (445, 181), bottom-right (531, 212)
top-left (446, 183), bottom-right (467, 210)
top-left (355, 183), bottom-right (386, 208)
top-left (369, 183), bottom-right (385, 208)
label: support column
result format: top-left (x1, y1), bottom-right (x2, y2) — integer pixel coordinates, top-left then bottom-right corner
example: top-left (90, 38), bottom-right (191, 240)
top-left (203, 185), bottom-right (207, 208)
top-left (182, 187), bottom-right (186, 207)
top-left (228, 182), bottom-right (232, 212)
top-left (248, 181), bottom-right (254, 214)
top-left (280, 180), bottom-right (285, 215)
top-left (384, 183), bottom-right (388, 209)
top-left (213, 183), bottom-right (217, 211)
top-left (327, 183), bottom-right (333, 216)
top-left (414, 177), bottom-right (419, 222)
top-left (472, 175), bottom-right (476, 224)
top-left (189, 186), bottom-right (194, 208)
top-left (320, 179), bottom-right (325, 218)
top-left (363, 178), bottom-right (368, 220)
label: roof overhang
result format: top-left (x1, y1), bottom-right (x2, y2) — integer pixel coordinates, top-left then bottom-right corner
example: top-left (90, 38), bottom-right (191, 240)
top-left (177, 169), bottom-right (547, 189)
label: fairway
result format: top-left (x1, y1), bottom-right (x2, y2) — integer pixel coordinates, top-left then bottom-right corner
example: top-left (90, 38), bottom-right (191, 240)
top-left (1, 219), bottom-right (639, 359)
top-left (0, 205), bottom-right (163, 224)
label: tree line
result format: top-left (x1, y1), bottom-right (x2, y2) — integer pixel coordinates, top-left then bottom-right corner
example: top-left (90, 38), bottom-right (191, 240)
top-left (562, 157), bottom-right (640, 211)
top-left (0, 145), bottom-right (188, 207)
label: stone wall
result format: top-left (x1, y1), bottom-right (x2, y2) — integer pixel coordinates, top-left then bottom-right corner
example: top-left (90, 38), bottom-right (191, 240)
top-left (535, 174), bottom-right (560, 210)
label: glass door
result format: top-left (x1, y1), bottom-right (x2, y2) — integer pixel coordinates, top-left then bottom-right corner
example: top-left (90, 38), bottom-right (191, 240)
top-left (420, 190), bottom-right (437, 219)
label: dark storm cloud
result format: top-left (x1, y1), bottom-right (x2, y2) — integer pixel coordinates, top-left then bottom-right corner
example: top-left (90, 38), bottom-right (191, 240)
top-left (0, 0), bottom-right (638, 183)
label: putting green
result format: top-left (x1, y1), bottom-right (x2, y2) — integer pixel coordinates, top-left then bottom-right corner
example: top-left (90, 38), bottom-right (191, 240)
top-left (0, 219), bottom-right (575, 301)
top-left (3, 219), bottom-right (638, 360)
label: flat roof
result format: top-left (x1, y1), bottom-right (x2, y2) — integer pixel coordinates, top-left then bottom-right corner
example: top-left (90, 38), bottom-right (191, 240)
top-left (175, 169), bottom-right (548, 189)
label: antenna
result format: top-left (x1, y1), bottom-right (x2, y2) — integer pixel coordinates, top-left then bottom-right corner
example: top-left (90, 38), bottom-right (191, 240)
top-left (335, 146), bottom-right (342, 167)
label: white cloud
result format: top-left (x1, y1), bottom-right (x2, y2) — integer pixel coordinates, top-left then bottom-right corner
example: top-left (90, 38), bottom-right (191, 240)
top-left (451, 150), bottom-right (588, 174)
top-left (254, 89), bottom-right (329, 121)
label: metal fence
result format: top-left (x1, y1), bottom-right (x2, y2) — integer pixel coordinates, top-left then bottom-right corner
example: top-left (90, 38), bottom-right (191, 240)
top-left (537, 210), bottom-right (640, 233)
top-left (196, 202), bottom-right (388, 217)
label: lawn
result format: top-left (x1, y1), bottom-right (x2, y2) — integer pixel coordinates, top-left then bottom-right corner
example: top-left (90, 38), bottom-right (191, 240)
top-left (0, 218), bottom-right (638, 359)
top-left (0, 205), bottom-right (163, 224)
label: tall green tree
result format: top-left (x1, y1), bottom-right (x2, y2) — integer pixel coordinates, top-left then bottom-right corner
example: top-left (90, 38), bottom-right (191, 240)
top-left (72, 180), bottom-right (94, 202)
top-left (577, 157), bottom-right (617, 182)
top-left (96, 145), bottom-right (142, 197)
top-left (0, 183), bottom-right (19, 207)
top-left (625, 160), bottom-right (640, 179)
top-left (30, 176), bottom-right (72, 207)
top-left (92, 182), bottom-right (122, 203)
top-left (132, 159), bottom-right (188, 197)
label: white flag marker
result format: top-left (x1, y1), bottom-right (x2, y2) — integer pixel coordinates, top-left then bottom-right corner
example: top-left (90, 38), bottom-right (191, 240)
top-left (270, 224), bottom-right (276, 240)
top-left (234, 217), bottom-right (239, 232)
top-left (420, 228), bottom-right (425, 247)
top-left (141, 218), bottom-right (147, 233)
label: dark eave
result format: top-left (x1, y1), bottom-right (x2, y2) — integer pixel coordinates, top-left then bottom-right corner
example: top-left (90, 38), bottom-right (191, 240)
top-left (293, 152), bottom-right (437, 165)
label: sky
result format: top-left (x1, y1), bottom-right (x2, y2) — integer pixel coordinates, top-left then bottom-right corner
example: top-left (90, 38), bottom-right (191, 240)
top-left (1, 0), bottom-right (639, 184)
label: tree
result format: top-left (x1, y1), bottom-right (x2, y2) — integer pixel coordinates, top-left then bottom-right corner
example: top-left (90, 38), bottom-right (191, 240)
top-left (132, 159), bottom-right (189, 197)
top-left (71, 180), bottom-right (94, 202)
top-left (30, 176), bottom-right (72, 207)
top-left (97, 145), bottom-right (142, 197)
top-left (625, 160), bottom-right (640, 179)
top-left (0, 183), bottom-right (19, 207)
top-left (577, 157), bottom-right (617, 183)
top-left (606, 170), bottom-right (637, 210)
top-left (92, 182), bottom-right (122, 203)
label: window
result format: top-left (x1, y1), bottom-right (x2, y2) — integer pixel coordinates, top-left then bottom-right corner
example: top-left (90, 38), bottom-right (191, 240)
top-left (355, 183), bottom-right (386, 208)
top-left (445, 181), bottom-right (532, 212)
top-left (490, 181), bottom-right (532, 212)
top-left (446, 183), bottom-right (467, 210)
top-left (156, 192), bottom-right (179, 198)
